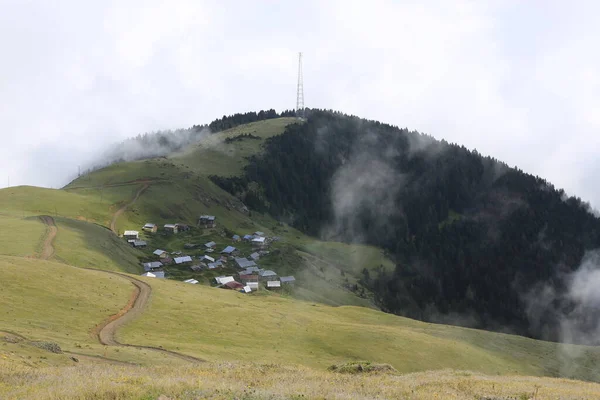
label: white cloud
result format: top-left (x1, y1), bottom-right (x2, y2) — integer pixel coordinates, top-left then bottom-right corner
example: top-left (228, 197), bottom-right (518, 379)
top-left (0, 0), bottom-right (599, 207)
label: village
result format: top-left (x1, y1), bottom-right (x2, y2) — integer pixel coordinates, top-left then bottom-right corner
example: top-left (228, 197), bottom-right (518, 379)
top-left (121, 215), bottom-right (296, 294)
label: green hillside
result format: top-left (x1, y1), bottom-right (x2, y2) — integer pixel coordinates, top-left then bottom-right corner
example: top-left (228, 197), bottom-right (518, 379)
top-left (2, 115), bottom-right (600, 398)
top-left (3, 254), bottom-right (600, 382)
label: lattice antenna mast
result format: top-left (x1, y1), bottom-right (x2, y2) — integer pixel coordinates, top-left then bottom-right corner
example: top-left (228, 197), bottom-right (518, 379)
top-left (296, 52), bottom-right (305, 119)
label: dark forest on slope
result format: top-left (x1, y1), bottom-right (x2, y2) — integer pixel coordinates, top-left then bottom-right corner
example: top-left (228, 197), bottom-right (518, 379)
top-left (211, 109), bottom-right (600, 344)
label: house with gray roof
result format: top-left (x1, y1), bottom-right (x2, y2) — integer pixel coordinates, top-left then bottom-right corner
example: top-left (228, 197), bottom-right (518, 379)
top-left (142, 223), bottom-right (157, 233)
top-left (221, 246), bottom-right (237, 255)
top-left (208, 261), bottom-right (224, 269)
top-left (235, 257), bottom-right (257, 269)
top-left (164, 224), bottom-right (178, 234)
top-left (141, 271), bottom-right (165, 279)
top-left (199, 255), bottom-right (215, 263)
top-left (142, 261), bottom-right (163, 271)
top-left (153, 249), bottom-right (168, 258)
top-left (259, 270), bottom-right (278, 281)
top-left (215, 276), bottom-right (234, 285)
top-left (251, 236), bottom-right (266, 249)
top-left (124, 230), bottom-right (139, 240)
top-left (280, 276), bottom-right (296, 285)
top-left (132, 240), bottom-right (147, 248)
top-left (198, 215), bottom-right (216, 228)
top-left (249, 252), bottom-right (260, 261)
top-left (204, 241), bottom-right (216, 249)
top-left (174, 256), bottom-right (193, 264)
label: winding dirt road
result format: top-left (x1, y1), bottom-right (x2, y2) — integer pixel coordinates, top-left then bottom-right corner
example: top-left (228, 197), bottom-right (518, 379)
top-left (38, 215), bottom-right (57, 260)
top-left (37, 216), bottom-right (203, 364)
top-left (110, 183), bottom-right (150, 234)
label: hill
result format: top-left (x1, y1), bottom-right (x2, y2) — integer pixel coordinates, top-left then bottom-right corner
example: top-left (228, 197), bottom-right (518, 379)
top-left (210, 109), bottom-right (600, 345)
top-left (3, 110), bottom-right (600, 397)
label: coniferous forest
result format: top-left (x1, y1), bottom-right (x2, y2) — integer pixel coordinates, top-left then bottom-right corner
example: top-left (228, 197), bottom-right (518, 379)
top-left (211, 109), bottom-right (600, 344)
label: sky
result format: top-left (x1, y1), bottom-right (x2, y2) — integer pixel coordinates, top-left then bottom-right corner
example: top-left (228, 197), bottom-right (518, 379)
top-left (1, 0), bottom-right (600, 206)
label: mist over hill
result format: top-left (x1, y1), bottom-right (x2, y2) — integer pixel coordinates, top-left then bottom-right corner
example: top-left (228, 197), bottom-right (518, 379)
top-left (81, 109), bottom-right (296, 174)
top-left (210, 109), bottom-right (600, 345)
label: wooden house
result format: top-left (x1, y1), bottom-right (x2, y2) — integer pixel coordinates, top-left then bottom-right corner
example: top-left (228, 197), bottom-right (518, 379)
top-left (164, 224), bottom-right (178, 234)
top-left (142, 223), bottom-right (157, 233)
top-left (198, 215), bottom-right (216, 228)
top-left (123, 230), bottom-right (139, 240)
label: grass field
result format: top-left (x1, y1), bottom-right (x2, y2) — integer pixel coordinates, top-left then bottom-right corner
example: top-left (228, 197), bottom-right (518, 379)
top-left (3, 118), bottom-right (600, 397)
top-left (3, 362), bottom-right (600, 400)
top-left (0, 256), bottom-right (130, 353)
top-left (119, 276), bottom-right (600, 381)
top-left (52, 217), bottom-right (143, 273)
top-left (0, 215), bottom-right (46, 257)
top-left (0, 256), bottom-right (192, 367)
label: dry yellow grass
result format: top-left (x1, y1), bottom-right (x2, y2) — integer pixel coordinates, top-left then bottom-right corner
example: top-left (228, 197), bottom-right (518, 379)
top-left (1, 360), bottom-right (600, 399)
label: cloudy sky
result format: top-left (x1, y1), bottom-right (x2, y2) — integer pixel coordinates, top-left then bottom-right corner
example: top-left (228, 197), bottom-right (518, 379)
top-left (2, 0), bottom-right (599, 206)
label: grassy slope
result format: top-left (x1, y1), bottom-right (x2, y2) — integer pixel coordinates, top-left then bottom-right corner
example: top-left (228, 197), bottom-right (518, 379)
top-left (3, 363), bottom-right (600, 400)
top-left (3, 117), bottom-right (600, 393)
top-left (52, 217), bottom-right (143, 273)
top-left (60, 118), bottom-right (391, 305)
top-left (173, 117), bottom-right (299, 177)
top-left (0, 256), bottom-right (188, 366)
top-left (120, 277), bottom-right (600, 382)
top-left (0, 186), bottom-right (113, 224)
top-left (0, 256), bottom-right (127, 355)
top-left (0, 215), bottom-right (46, 257)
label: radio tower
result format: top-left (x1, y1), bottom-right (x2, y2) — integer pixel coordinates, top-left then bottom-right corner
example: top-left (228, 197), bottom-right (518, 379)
top-left (296, 52), bottom-right (305, 120)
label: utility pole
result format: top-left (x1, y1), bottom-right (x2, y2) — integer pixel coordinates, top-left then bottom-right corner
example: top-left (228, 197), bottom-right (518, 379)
top-left (296, 52), bottom-right (305, 120)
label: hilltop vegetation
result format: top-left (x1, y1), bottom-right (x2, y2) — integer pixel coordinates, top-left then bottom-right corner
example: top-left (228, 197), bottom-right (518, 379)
top-left (212, 109), bottom-right (600, 344)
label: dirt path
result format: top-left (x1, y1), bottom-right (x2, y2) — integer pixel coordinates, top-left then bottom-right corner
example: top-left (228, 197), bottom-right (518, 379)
top-left (110, 183), bottom-right (149, 234)
top-left (36, 216), bottom-right (203, 364)
top-left (89, 270), bottom-right (203, 363)
top-left (38, 215), bottom-right (57, 260)
top-left (66, 179), bottom-right (159, 191)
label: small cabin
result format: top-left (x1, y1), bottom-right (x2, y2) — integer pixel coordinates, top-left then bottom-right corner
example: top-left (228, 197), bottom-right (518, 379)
top-left (176, 223), bottom-right (190, 232)
top-left (198, 215), bottom-right (216, 228)
top-left (220, 246), bottom-right (238, 257)
top-left (123, 230), bottom-right (139, 240)
top-left (280, 276), bottom-right (296, 285)
top-left (259, 270), bottom-right (278, 281)
top-left (153, 249), bottom-right (168, 258)
top-left (142, 223), bottom-right (157, 233)
top-left (266, 280), bottom-right (281, 290)
top-left (251, 236), bottom-right (266, 249)
top-left (164, 224), bottom-right (178, 234)
top-left (132, 240), bottom-right (147, 248)
top-left (174, 256), bottom-right (193, 265)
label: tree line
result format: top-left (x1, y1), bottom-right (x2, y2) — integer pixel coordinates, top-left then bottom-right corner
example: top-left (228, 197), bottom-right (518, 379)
top-left (210, 109), bottom-right (600, 343)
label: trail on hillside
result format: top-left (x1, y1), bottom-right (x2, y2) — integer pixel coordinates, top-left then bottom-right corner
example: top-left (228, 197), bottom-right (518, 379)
top-left (38, 216), bottom-right (57, 260)
top-left (35, 216), bottom-right (203, 363)
top-left (89, 270), bottom-right (203, 363)
top-left (110, 183), bottom-right (149, 234)
top-left (66, 179), bottom-right (161, 191)
top-left (0, 329), bottom-right (132, 366)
